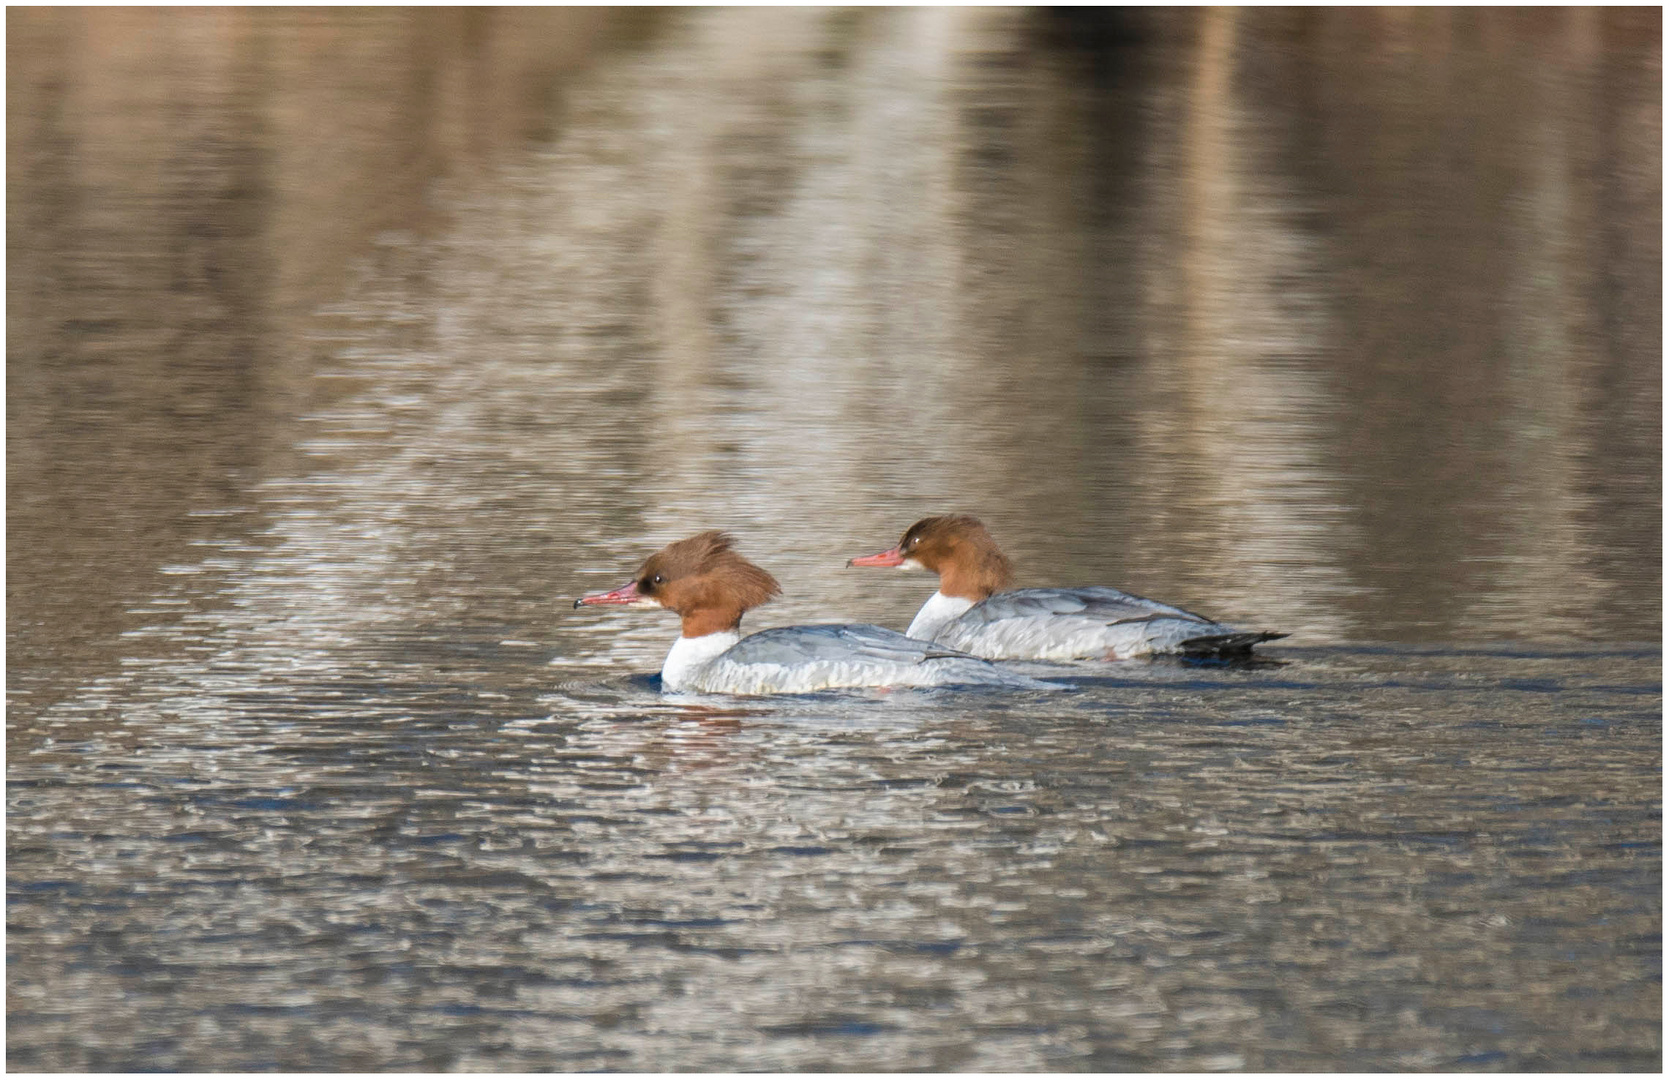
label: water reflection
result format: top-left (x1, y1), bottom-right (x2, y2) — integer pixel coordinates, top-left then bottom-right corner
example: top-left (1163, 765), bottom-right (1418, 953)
top-left (8, 6), bottom-right (1661, 1073)
top-left (12, 638), bottom-right (1658, 1070)
top-left (7, 6), bottom-right (638, 713)
top-left (1290, 8), bottom-right (1663, 636)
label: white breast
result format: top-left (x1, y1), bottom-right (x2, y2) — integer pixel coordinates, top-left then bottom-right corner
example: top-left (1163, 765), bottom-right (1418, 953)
top-left (905, 591), bottom-right (975, 641)
top-left (660, 630), bottom-right (742, 691)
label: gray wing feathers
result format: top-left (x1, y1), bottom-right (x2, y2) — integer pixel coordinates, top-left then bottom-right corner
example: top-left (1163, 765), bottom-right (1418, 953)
top-left (964, 587), bottom-right (1216, 629)
top-left (726, 624), bottom-right (981, 667)
top-left (930, 587), bottom-right (1283, 660)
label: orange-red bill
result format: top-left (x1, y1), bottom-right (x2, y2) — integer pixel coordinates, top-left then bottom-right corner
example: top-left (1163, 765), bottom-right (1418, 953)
top-left (847, 546), bottom-right (905, 568)
top-left (574, 579), bottom-right (641, 608)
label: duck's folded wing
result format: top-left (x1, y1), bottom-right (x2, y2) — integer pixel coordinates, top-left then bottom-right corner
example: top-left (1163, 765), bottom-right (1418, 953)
top-left (960, 587), bottom-right (1216, 628)
top-left (933, 587), bottom-right (1242, 659)
top-left (726, 624), bottom-right (977, 667)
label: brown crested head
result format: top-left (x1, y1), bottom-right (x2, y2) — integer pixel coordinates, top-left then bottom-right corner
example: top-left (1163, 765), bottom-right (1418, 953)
top-left (896, 514), bottom-right (1014, 601)
top-left (633, 530), bottom-right (781, 637)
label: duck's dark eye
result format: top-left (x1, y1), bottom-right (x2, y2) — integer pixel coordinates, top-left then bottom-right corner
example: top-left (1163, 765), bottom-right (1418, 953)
top-left (652, 574), bottom-right (665, 585)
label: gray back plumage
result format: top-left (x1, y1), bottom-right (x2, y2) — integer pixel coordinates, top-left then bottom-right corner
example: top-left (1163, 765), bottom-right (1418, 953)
top-left (725, 624), bottom-right (978, 667)
top-left (956, 587), bottom-right (1215, 628)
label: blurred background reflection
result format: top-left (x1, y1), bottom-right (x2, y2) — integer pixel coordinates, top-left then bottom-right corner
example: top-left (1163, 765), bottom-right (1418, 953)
top-left (8, 7), bottom-right (1660, 1072)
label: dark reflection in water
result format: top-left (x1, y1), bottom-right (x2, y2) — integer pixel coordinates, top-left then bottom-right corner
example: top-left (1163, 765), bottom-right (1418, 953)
top-left (7, 7), bottom-right (1660, 1072)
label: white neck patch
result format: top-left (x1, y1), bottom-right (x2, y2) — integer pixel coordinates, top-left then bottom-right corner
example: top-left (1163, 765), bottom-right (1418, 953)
top-left (906, 591), bottom-right (974, 641)
top-left (660, 630), bottom-right (742, 690)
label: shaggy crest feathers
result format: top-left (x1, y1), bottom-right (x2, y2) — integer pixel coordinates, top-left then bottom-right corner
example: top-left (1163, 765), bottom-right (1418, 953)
top-left (636, 531), bottom-right (781, 635)
top-left (898, 515), bottom-right (1015, 601)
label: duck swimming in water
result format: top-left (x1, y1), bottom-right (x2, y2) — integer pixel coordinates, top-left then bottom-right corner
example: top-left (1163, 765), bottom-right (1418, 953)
top-left (849, 515), bottom-right (1285, 661)
top-left (576, 530), bottom-right (1049, 694)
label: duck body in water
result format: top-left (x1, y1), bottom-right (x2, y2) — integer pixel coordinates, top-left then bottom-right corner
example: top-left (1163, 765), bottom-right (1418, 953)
top-left (850, 515), bottom-right (1285, 661)
top-left (575, 531), bottom-right (1050, 694)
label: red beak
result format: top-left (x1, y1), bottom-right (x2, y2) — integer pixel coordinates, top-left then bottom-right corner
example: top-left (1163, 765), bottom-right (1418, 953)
top-left (574, 579), bottom-right (641, 608)
top-left (847, 546), bottom-right (906, 568)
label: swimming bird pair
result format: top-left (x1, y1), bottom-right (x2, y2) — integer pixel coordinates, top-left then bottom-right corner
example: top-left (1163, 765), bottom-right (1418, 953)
top-left (574, 515), bottom-right (1284, 695)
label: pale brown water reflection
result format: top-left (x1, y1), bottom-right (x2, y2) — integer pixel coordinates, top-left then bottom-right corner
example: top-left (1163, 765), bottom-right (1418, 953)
top-left (8, 7), bottom-right (1661, 1072)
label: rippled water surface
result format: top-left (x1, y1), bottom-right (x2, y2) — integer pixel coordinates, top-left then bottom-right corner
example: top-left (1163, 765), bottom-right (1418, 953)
top-left (8, 7), bottom-right (1661, 1072)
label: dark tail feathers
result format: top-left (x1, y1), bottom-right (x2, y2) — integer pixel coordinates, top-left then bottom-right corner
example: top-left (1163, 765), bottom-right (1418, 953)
top-left (1178, 630), bottom-right (1287, 657)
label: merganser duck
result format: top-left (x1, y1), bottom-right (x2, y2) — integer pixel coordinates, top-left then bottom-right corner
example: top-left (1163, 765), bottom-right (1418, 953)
top-left (573, 531), bottom-right (1046, 695)
top-left (849, 515), bottom-right (1285, 661)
